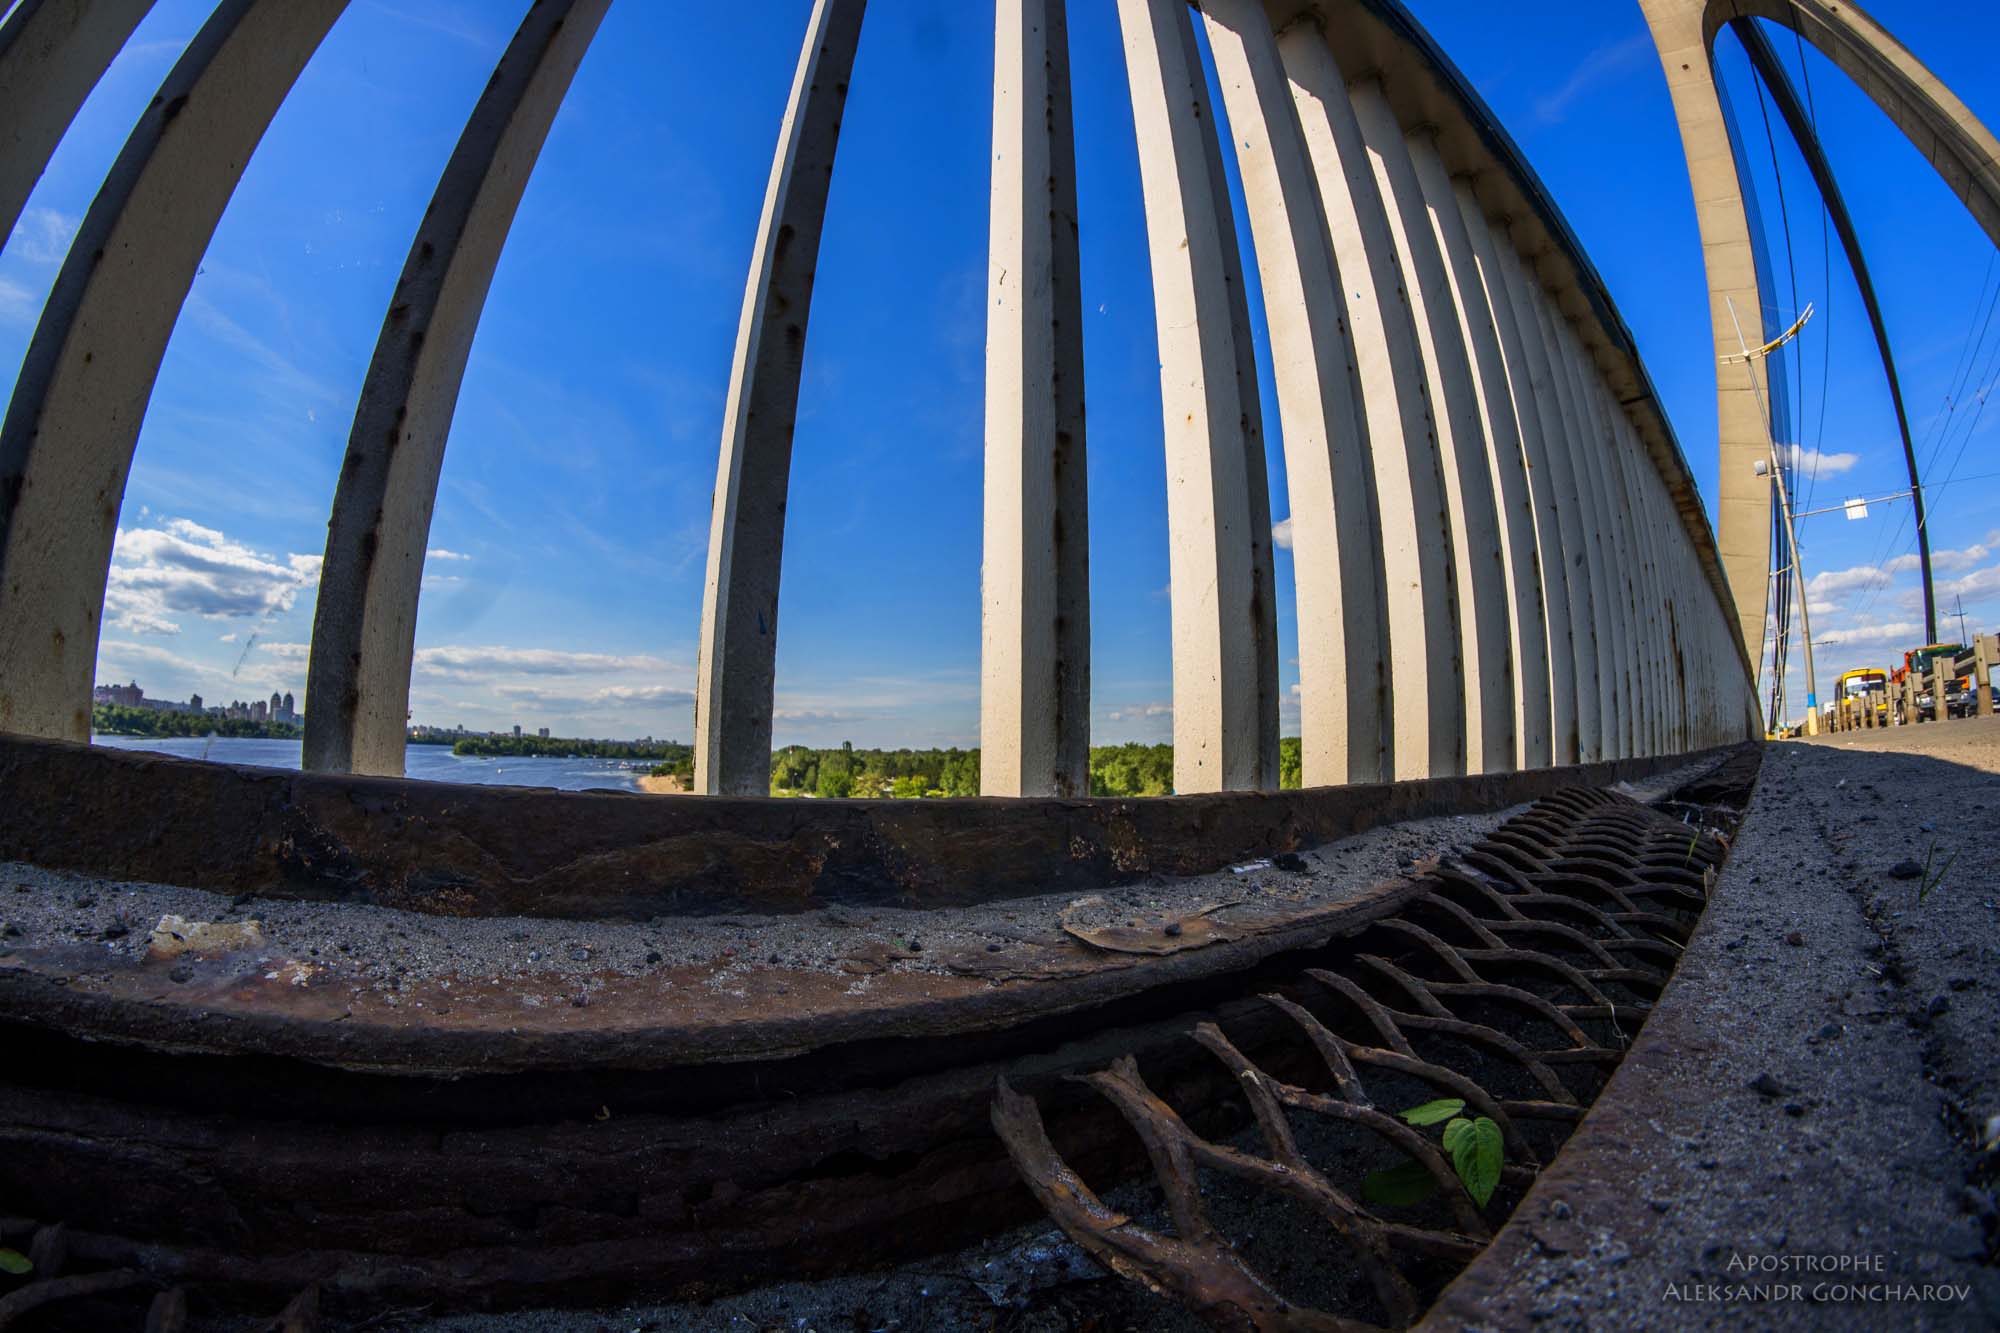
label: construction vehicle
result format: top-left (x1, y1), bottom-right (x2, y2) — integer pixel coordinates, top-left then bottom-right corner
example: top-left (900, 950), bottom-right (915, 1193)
top-left (1891, 643), bottom-right (1970, 720)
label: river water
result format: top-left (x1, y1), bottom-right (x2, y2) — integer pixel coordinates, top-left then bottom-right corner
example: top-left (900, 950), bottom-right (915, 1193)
top-left (91, 735), bottom-right (660, 793)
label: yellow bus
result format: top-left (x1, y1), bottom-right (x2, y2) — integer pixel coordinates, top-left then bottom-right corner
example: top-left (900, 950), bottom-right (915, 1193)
top-left (1836, 667), bottom-right (1889, 724)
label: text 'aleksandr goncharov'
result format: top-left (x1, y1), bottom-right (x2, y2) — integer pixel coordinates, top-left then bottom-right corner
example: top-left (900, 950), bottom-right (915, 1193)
top-left (1664, 1253), bottom-right (1970, 1305)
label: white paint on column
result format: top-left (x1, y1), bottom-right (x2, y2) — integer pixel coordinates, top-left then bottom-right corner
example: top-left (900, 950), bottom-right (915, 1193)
top-left (1116, 0), bottom-right (1279, 793)
top-left (980, 0), bottom-right (1090, 797)
top-left (1493, 238), bottom-right (1603, 762)
top-left (1200, 0), bottom-right (1388, 785)
top-left (1278, 25), bottom-right (1463, 779)
top-left (1409, 139), bottom-right (1550, 770)
top-left (1453, 182), bottom-right (1577, 766)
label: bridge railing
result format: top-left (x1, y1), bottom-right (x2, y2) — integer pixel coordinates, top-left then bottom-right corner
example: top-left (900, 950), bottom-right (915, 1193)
top-left (0, 0), bottom-right (1762, 798)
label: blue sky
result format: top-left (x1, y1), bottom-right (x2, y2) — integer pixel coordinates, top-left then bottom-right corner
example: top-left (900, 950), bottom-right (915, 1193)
top-left (5, 0), bottom-right (1996, 744)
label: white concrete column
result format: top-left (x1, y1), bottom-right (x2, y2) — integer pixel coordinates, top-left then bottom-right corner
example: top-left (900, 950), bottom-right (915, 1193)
top-left (1523, 272), bottom-right (1624, 758)
top-left (1116, 0), bottom-right (1280, 793)
top-left (1408, 140), bottom-right (1550, 771)
top-left (1621, 442), bottom-right (1671, 752)
top-left (1599, 401), bottom-right (1666, 755)
top-left (1569, 354), bottom-right (1652, 755)
top-left (1625, 420), bottom-right (1680, 753)
top-left (305, 0), bottom-right (610, 776)
top-left (1349, 82), bottom-right (1512, 775)
top-left (0, 0), bottom-right (346, 743)
top-left (1453, 184), bottom-right (1577, 766)
top-left (1277, 24), bottom-right (1462, 780)
top-left (1492, 238), bottom-right (1602, 762)
top-left (0, 0), bottom-right (155, 253)
top-left (980, 0), bottom-right (1090, 797)
top-left (693, 0), bottom-right (867, 795)
top-left (1198, 0), bottom-right (1388, 786)
top-left (1549, 312), bottom-right (1637, 758)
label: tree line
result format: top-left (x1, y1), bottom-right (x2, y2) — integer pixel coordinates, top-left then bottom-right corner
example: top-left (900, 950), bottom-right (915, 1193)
top-left (729, 738), bottom-right (1306, 798)
top-left (451, 734), bottom-right (696, 763)
top-left (92, 704), bottom-right (302, 741)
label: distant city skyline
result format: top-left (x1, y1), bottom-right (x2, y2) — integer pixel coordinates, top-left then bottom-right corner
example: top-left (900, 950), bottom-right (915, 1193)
top-left (7, 2), bottom-right (1996, 743)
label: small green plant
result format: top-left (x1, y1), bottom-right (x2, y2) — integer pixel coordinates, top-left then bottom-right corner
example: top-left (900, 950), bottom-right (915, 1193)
top-left (0, 1248), bottom-right (30, 1276)
top-left (1915, 836), bottom-right (1958, 907)
top-left (1360, 1099), bottom-right (1505, 1209)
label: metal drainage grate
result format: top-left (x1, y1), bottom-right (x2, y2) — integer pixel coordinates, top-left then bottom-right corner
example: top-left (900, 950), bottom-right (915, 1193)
top-left (992, 785), bottom-right (1735, 1330)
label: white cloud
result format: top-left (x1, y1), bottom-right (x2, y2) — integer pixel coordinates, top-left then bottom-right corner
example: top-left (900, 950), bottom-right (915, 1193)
top-left (0, 275), bottom-right (34, 325)
top-left (6, 208), bottom-right (79, 265)
top-left (105, 518), bottom-right (322, 634)
top-left (1783, 445), bottom-right (1859, 480)
top-left (1917, 537), bottom-right (1996, 572)
top-left (1107, 702), bottom-right (1173, 722)
top-left (426, 548), bottom-right (472, 562)
top-left (1805, 565), bottom-right (1891, 600)
top-left (1535, 33), bottom-right (1652, 126)
top-left (412, 645), bottom-right (680, 680)
top-left (1272, 516), bottom-right (1294, 551)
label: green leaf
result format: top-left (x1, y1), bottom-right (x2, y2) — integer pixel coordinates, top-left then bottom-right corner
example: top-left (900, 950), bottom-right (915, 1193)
top-left (1451, 1116), bottom-right (1505, 1207)
top-left (1360, 1157), bottom-right (1438, 1207)
top-left (1399, 1098), bottom-right (1466, 1126)
top-left (1441, 1116), bottom-right (1472, 1154)
top-left (0, 1250), bottom-right (31, 1276)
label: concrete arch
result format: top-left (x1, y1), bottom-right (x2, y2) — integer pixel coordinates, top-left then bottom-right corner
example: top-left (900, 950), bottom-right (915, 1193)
top-left (305, 0), bottom-right (612, 776)
top-left (1640, 0), bottom-right (2000, 679)
top-left (0, 0), bottom-right (347, 743)
top-left (1116, 0), bottom-right (1280, 793)
top-left (0, 0), bottom-right (155, 254)
top-left (693, 0), bottom-right (867, 796)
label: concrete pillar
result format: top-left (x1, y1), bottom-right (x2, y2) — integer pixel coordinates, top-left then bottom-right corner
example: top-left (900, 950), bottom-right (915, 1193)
top-left (1571, 329), bottom-right (1648, 758)
top-left (693, 0), bottom-right (867, 795)
top-left (1591, 377), bottom-right (1666, 756)
top-left (0, 0), bottom-right (155, 254)
top-left (306, 0), bottom-right (610, 776)
top-left (1198, 0), bottom-right (1389, 785)
top-left (980, 0), bottom-right (1090, 797)
top-left (1277, 24), bottom-right (1463, 780)
top-left (1976, 634), bottom-right (1995, 717)
top-left (1498, 240), bottom-right (1605, 761)
top-left (1346, 87), bottom-right (1512, 775)
top-left (1637, 1), bottom-right (1778, 678)
top-left (0, 0), bottom-right (346, 743)
top-left (1116, 0), bottom-right (1279, 793)
top-left (1460, 200), bottom-right (1581, 766)
top-left (1408, 141), bottom-right (1551, 771)
top-left (1628, 437), bottom-right (1685, 751)
top-left (1538, 288), bottom-right (1632, 758)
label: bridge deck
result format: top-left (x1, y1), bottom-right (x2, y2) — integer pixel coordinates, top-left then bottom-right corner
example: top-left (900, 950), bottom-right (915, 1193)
top-left (1427, 719), bottom-right (2000, 1328)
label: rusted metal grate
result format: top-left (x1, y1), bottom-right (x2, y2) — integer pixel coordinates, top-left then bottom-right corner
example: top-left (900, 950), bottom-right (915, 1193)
top-left (992, 787), bottom-right (1730, 1330)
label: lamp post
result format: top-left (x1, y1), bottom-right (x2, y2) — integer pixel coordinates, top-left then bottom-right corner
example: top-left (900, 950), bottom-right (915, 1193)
top-left (1728, 299), bottom-right (1820, 736)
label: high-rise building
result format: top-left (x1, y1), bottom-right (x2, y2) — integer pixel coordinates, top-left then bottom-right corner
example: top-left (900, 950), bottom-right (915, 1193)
top-left (282, 692), bottom-right (295, 722)
top-left (188, 693), bottom-right (202, 712)
top-left (538, 727), bottom-right (549, 738)
top-left (513, 724), bottom-right (522, 738)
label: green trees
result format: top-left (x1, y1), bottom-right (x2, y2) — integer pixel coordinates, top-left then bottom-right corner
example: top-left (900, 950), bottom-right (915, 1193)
top-left (1280, 736), bottom-right (1302, 790)
top-left (768, 742), bottom-right (979, 798)
top-left (1087, 743), bottom-right (1174, 796)
top-left (91, 705), bottom-right (300, 740)
top-left (451, 734), bottom-right (693, 762)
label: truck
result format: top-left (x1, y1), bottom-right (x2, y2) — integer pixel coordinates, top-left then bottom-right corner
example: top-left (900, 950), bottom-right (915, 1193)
top-left (1891, 643), bottom-right (1970, 720)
